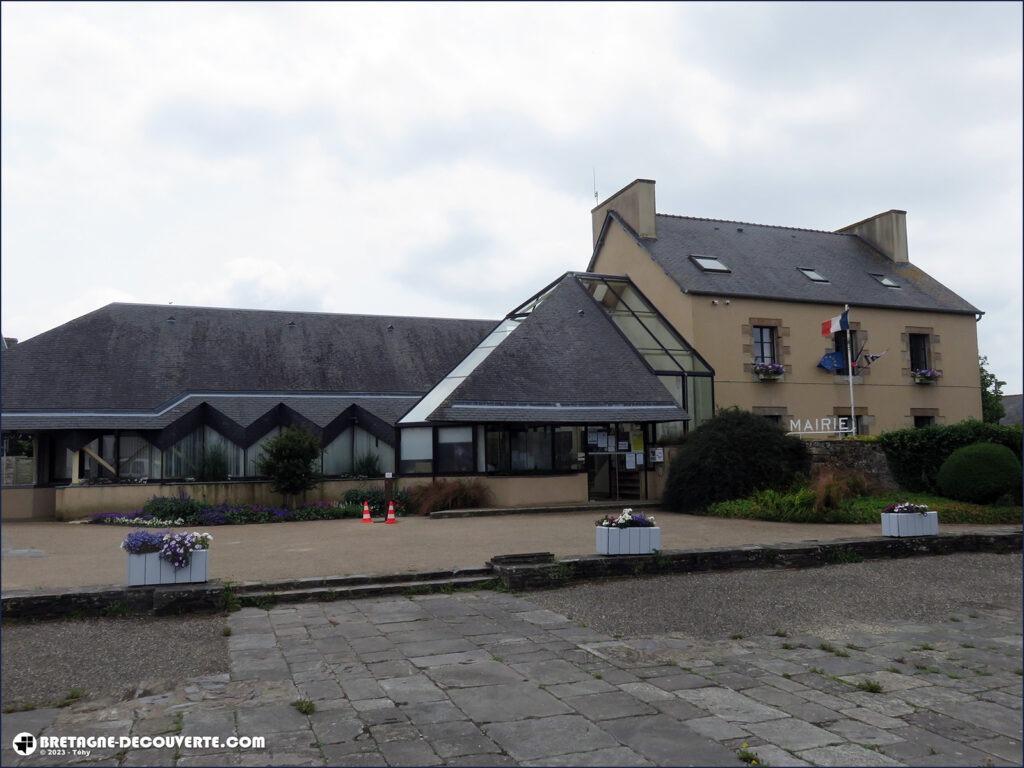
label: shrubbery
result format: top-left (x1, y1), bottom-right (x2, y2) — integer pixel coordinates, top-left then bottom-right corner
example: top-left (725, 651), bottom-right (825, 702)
top-left (142, 496), bottom-right (208, 520)
top-left (256, 427), bottom-right (322, 497)
top-left (352, 453), bottom-right (383, 478)
top-left (407, 479), bottom-right (492, 515)
top-left (708, 489), bottom-right (1021, 525)
top-left (936, 443), bottom-right (1022, 504)
top-left (662, 408), bottom-right (810, 513)
top-left (342, 487), bottom-right (410, 517)
top-left (878, 421), bottom-right (1022, 492)
top-left (94, 498), bottom-right (363, 526)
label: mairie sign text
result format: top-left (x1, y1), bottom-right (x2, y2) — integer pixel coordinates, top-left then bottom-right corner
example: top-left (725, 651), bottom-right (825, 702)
top-left (788, 417), bottom-right (853, 435)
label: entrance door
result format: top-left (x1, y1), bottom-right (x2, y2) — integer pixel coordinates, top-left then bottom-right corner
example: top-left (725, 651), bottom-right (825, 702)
top-left (585, 424), bottom-right (646, 501)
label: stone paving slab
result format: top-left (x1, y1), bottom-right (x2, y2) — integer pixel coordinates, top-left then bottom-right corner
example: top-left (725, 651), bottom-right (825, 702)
top-left (9, 590), bottom-right (1023, 767)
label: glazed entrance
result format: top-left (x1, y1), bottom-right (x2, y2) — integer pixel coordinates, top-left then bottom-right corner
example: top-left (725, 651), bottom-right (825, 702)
top-left (585, 423), bottom-right (648, 501)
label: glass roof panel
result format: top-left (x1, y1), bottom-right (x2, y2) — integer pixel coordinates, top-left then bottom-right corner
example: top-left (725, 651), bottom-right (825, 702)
top-left (401, 283), bottom-right (555, 423)
top-left (799, 268), bottom-right (828, 282)
top-left (691, 255), bottom-right (730, 272)
top-left (579, 275), bottom-right (710, 374)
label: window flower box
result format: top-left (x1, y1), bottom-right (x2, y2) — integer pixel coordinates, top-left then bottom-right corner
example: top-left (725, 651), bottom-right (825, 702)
top-left (752, 362), bottom-right (785, 382)
top-left (881, 503), bottom-right (939, 537)
top-left (595, 509), bottom-right (661, 555)
top-left (122, 530), bottom-right (212, 586)
top-left (911, 368), bottom-right (941, 384)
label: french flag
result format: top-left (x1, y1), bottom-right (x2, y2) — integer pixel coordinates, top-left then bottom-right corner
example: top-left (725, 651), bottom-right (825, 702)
top-left (821, 309), bottom-right (850, 337)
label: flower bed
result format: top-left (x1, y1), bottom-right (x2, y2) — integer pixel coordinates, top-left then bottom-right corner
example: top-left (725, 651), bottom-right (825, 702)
top-left (596, 509), bottom-right (661, 555)
top-left (122, 530), bottom-right (212, 585)
top-left (91, 499), bottom-right (368, 527)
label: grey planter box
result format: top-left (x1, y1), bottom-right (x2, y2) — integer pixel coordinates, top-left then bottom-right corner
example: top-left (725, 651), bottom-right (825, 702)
top-left (127, 550), bottom-right (209, 586)
top-left (881, 511), bottom-right (939, 537)
top-left (596, 526), bottom-right (661, 555)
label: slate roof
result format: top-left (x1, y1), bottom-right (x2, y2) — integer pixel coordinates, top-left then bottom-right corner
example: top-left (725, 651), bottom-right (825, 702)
top-left (597, 211), bottom-right (980, 315)
top-left (1, 304), bottom-right (495, 430)
top-left (427, 275), bottom-right (687, 424)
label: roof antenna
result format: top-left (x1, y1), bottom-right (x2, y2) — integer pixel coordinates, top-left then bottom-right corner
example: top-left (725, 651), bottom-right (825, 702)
top-left (592, 167), bottom-right (598, 205)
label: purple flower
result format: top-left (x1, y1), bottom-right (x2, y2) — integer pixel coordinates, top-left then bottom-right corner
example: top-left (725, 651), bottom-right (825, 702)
top-left (121, 530), bottom-right (167, 554)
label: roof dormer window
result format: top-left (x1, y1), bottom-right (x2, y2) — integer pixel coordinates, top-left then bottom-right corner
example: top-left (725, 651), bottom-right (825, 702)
top-left (798, 268), bottom-right (829, 283)
top-left (690, 255), bottom-right (730, 273)
top-left (871, 274), bottom-right (900, 288)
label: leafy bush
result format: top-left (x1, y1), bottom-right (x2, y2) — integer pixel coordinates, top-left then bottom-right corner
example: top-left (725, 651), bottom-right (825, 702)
top-left (878, 421), bottom-right (1022, 492)
top-left (352, 453), bottom-right (383, 478)
top-left (937, 443), bottom-right (1023, 504)
top-left (341, 487), bottom-right (410, 517)
top-left (812, 469), bottom-right (869, 513)
top-left (662, 408), bottom-right (810, 513)
top-left (142, 496), bottom-right (208, 520)
top-left (256, 427), bottom-right (322, 498)
top-left (197, 444), bottom-right (230, 482)
top-left (407, 479), bottom-right (492, 515)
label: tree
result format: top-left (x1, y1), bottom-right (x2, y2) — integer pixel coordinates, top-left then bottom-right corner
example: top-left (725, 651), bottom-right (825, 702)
top-left (980, 356), bottom-right (1006, 424)
top-left (662, 408), bottom-right (810, 513)
top-left (256, 427), bottom-right (321, 501)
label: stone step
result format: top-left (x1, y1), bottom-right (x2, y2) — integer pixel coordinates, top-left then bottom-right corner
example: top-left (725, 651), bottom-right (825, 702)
top-left (237, 574), bottom-right (499, 605)
top-left (232, 567), bottom-right (494, 595)
top-left (431, 500), bottom-right (658, 519)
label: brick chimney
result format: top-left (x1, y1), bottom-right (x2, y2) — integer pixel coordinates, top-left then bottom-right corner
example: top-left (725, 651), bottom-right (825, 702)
top-left (592, 179), bottom-right (657, 246)
top-left (836, 210), bottom-right (909, 263)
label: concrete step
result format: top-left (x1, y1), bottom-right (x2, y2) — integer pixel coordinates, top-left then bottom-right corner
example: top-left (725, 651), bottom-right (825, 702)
top-left (232, 567), bottom-right (493, 595)
top-left (431, 499), bottom-right (659, 519)
top-left (237, 574), bottom-right (498, 605)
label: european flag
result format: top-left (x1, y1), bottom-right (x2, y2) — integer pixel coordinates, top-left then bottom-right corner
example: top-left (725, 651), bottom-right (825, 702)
top-left (817, 351), bottom-right (845, 372)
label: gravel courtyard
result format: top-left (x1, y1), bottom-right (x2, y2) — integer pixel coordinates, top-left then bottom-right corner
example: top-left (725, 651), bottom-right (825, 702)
top-left (2, 514), bottom-right (1016, 591)
top-left (2, 552), bottom-right (1020, 767)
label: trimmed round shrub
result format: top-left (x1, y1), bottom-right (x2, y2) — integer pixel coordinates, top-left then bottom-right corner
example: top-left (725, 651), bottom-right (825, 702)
top-left (662, 408), bottom-right (810, 513)
top-left (936, 443), bottom-right (1022, 504)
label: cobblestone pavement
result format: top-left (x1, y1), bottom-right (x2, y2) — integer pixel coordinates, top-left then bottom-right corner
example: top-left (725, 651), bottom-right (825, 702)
top-left (3, 591), bottom-right (1021, 767)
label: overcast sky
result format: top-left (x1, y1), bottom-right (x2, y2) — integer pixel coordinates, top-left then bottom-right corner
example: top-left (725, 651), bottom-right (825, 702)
top-left (2, 2), bottom-right (1021, 391)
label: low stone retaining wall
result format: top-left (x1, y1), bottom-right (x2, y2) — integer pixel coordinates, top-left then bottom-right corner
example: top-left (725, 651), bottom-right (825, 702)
top-left (489, 528), bottom-right (1022, 591)
top-left (1, 582), bottom-right (226, 620)
top-left (808, 439), bottom-right (898, 491)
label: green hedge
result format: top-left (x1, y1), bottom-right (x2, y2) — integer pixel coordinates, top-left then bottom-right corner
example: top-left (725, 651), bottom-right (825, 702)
top-left (937, 443), bottom-right (1022, 504)
top-left (877, 421), bottom-right (1022, 492)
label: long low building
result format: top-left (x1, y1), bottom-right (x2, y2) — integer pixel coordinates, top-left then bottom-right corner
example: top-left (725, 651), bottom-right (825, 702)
top-left (1, 178), bottom-right (986, 517)
top-left (1, 272), bottom-right (710, 506)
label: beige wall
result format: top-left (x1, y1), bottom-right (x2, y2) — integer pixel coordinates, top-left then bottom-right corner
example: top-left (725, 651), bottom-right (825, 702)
top-left (33, 474), bottom-right (589, 521)
top-left (399, 474), bottom-right (589, 508)
top-left (1, 487), bottom-right (56, 521)
top-left (592, 218), bottom-right (983, 434)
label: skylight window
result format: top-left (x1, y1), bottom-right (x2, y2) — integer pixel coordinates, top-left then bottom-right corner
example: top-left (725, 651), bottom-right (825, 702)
top-left (690, 255), bottom-right (730, 273)
top-left (798, 268), bottom-right (829, 283)
top-left (871, 274), bottom-right (900, 288)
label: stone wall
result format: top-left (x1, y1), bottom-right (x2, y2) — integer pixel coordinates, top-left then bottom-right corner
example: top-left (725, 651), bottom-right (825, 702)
top-left (807, 439), bottom-right (898, 491)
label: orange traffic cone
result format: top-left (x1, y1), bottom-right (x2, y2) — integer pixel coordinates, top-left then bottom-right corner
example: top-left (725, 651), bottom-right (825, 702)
top-left (385, 501), bottom-right (398, 525)
top-left (361, 500), bottom-right (373, 524)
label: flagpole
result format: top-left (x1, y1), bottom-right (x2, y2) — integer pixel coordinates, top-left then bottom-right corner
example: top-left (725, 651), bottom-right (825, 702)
top-left (845, 304), bottom-right (856, 437)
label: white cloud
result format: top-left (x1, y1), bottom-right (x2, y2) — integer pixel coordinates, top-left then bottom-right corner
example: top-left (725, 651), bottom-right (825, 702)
top-left (2, 2), bottom-right (1021, 392)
